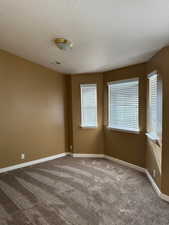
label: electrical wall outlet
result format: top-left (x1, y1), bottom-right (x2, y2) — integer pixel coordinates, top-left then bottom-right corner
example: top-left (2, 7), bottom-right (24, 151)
top-left (153, 169), bottom-right (156, 178)
top-left (21, 153), bottom-right (25, 160)
top-left (70, 145), bottom-right (73, 150)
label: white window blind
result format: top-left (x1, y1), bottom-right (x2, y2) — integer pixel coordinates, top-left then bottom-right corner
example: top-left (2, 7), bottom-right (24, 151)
top-left (108, 78), bottom-right (139, 132)
top-left (148, 74), bottom-right (158, 138)
top-left (80, 84), bottom-right (97, 127)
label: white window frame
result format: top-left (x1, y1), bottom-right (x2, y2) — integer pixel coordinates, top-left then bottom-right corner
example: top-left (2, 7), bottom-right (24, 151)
top-left (80, 84), bottom-right (98, 128)
top-left (146, 72), bottom-right (158, 141)
top-left (107, 78), bottom-right (140, 134)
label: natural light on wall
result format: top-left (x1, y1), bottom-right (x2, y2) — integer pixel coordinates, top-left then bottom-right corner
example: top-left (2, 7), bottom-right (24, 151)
top-left (80, 84), bottom-right (97, 127)
top-left (108, 78), bottom-right (139, 132)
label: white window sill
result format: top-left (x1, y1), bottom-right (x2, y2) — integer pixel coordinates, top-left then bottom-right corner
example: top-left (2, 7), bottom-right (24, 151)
top-left (146, 133), bottom-right (158, 141)
top-left (106, 127), bottom-right (140, 134)
top-left (146, 133), bottom-right (161, 147)
top-left (80, 126), bottom-right (98, 129)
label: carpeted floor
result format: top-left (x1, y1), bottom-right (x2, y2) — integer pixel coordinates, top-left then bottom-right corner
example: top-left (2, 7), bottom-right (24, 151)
top-left (0, 156), bottom-right (169, 225)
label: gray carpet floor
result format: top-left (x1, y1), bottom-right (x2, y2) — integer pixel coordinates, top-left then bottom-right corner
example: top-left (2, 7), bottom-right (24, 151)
top-left (0, 156), bottom-right (169, 225)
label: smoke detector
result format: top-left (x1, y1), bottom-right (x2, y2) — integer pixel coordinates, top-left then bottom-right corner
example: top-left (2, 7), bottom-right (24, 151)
top-left (54, 38), bottom-right (73, 50)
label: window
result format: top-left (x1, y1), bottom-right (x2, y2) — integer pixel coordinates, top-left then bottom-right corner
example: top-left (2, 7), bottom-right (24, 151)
top-left (80, 84), bottom-right (97, 127)
top-left (108, 78), bottom-right (139, 132)
top-left (147, 73), bottom-right (158, 139)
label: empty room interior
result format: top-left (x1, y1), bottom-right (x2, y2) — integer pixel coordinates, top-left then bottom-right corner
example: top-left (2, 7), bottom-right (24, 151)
top-left (1, 1), bottom-right (169, 225)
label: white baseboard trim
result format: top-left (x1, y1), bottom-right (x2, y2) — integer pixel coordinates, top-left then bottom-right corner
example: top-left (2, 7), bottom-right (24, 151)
top-left (71, 153), bottom-right (169, 203)
top-left (105, 155), bottom-right (169, 202)
top-left (145, 170), bottom-right (161, 197)
top-left (160, 192), bottom-right (169, 202)
top-left (0, 152), bottom-right (69, 174)
top-left (0, 152), bottom-right (169, 203)
top-left (72, 153), bottom-right (145, 173)
top-left (104, 155), bottom-right (146, 173)
top-left (145, 170), bottom-right (169, 202)
top-left (72, 154), bottom-right (105, 158)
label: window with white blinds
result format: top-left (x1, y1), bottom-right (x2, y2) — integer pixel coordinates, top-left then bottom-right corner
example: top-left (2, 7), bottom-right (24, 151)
top-left (108, 78), bottom-right (139, 132)
top-left (148, 74), bottom-right (158, 138)
top-left (80, 84), bottom-right (97, 127)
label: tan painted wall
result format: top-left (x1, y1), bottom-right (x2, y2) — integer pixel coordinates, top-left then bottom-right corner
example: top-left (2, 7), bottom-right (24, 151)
top-left (65, 75), bottom-right (73, 153)
top-left (0, 50), bottom-right (67, 168)
top-left (145, 65), bottom-right (162, 188)
top-left (146, 139), bottom-right (162, 188)
top-left (2, 45), bottom-right (169, 196)
top-left (70, 73), bottom-right (104, 154)
top-left (103, 64), bottom-right (147, 167)
top-left (146, 46), bottom-right (169, 195)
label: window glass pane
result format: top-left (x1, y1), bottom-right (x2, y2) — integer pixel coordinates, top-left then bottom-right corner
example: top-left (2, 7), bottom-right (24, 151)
top-left (81, 84), bottom-right (97, 127)
top-left (108, 79), bottom-right (139, 131)
top-left (148, 74), bottom-right (158, 138)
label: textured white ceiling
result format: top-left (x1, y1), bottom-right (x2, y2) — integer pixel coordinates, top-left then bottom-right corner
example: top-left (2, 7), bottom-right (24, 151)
top-left (0, 0), bottom-right (169, 74)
